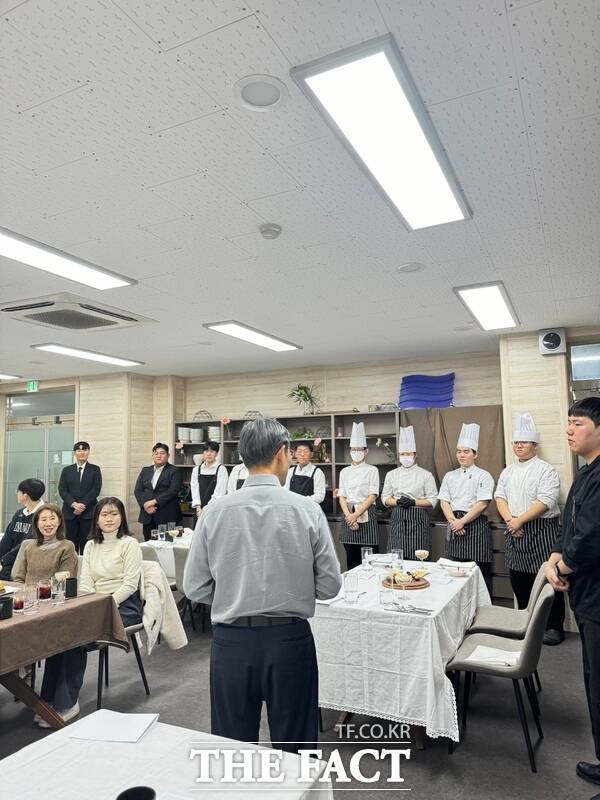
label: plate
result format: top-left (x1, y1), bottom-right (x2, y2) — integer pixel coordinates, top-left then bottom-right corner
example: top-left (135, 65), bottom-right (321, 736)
top-left (383, 577), bottom-right (430, 590)
top-left (0, 586), bottom-right (17, 595)
top-left (446, 568), bottom-right (469, 578)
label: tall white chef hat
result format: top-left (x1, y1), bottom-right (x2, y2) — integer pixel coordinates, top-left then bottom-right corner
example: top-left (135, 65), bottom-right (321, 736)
top-left (398, 426), bottom-right (417, 452)
top-left (513, 413), bottom-right (540, 443)
top-left (457, 423), bottom-right (480, 451)
top-left (350, 422), bottom-right (367, 448)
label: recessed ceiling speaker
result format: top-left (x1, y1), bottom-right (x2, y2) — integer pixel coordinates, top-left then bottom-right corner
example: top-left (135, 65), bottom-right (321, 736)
top-left (538, 328), bottom-right (566, 355)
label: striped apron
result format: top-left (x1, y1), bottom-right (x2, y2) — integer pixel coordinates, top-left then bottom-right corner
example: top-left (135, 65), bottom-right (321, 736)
top-left (388, 506), bottom-right (430, 559)
top-left (340, 504), bottom-right (379, 546)
top-left (445, 511), bottom-right (492, 563)
top-left (504, 515), bottom-right (560, 573)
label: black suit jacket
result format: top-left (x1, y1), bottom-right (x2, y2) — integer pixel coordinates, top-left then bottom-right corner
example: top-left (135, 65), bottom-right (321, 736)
top-left (134, 463), bottom-right (183, 525)
top-left (58, 463), bottom-right (102, 520)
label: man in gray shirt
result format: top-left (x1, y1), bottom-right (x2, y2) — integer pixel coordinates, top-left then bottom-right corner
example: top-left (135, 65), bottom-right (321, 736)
top-left (183, 417), bottom-right (342, 753)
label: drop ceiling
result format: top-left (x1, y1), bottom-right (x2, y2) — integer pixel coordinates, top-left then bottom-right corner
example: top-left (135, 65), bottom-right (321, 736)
top-left (0, 0), bottom-right (598, 379)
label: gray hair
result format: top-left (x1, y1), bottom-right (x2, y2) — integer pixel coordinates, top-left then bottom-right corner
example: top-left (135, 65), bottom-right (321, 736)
top-left (239, 418), bottom-right (290, 468)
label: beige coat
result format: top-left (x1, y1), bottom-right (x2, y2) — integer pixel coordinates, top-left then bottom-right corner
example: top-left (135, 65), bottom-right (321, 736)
top-left (140, 560), bottom-right (188, 655)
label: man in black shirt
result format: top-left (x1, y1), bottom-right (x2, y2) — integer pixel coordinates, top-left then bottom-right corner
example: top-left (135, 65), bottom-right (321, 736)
top-left (0, 478), bottom-right (45, 580)
top-left (547, 397), bottom-right (600, 795)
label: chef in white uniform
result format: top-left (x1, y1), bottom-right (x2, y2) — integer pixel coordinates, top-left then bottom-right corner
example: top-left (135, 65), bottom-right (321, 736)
top-left (285, 442), bottom-right (326, 505)
top-left (227, 454), bottom-right (249, 494)
top-left (191, 441), bottom-right (228, 516)
top-left (382, 426), bottom-right (438, 558)
top-left (495, 413), bottom-right (564, 645)
top-left (439, 423), bottom-right (494, 591)
top-left (338, 422), bottom-right (380, 570)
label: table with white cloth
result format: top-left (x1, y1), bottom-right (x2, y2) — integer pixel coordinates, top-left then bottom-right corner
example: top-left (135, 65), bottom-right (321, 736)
top-left (1, 712), bottom-right (334, 799)
top-left (144, 538), bottom-right (191, 581)
top-left (310, 561), bottom-right (491, 742)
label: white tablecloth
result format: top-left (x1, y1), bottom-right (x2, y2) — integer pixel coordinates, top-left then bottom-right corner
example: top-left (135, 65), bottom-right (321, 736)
top-left (1, 715), bottom-right (334, 799)
top-left (310, 561), bottom-right (490, 742)
top-left (144, 539), bottom-right (191, 581)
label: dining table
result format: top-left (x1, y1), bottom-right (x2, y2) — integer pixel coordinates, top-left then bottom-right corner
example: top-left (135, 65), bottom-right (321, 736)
top-left (310, 559), bottom-right (491, 742)
top-left (0, 587), bottom-right (129, 729)
top-left (143, 535), bottom-right (192, 581)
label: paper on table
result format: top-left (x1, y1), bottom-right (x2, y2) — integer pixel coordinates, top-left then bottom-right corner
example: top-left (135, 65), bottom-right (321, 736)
top-left (438, 558), bottom-right (476, 570)
top-left (68, 709), bottom-right (159, 742)
top-left (465, 645), bottom-right (520, 667)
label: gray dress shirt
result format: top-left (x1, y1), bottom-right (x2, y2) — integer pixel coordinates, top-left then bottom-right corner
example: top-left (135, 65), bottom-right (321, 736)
top-left (182, 473), bottom-right (342, 624)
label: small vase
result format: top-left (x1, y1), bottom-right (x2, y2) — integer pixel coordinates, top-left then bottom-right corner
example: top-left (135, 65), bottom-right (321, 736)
top-left (303, 400), bottom-right (314, 415)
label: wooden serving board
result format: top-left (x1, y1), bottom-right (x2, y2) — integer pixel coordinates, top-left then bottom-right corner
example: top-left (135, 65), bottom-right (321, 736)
top-left (383, 577), bottom-right (430, 591)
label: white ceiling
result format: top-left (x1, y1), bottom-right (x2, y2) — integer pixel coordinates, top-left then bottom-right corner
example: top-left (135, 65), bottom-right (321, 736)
top-left (0, 0), bottom-right (598, 380)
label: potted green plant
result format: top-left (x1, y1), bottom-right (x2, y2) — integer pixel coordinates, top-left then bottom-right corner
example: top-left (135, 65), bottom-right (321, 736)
top-left (288, 384), bottom-right (319, 415)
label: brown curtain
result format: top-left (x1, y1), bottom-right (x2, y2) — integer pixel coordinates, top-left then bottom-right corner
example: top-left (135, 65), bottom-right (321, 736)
top-left (400, 406), bottom-right (504, 522)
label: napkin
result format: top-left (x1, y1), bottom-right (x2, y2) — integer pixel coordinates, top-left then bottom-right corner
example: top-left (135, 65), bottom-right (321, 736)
top-left (438, 558), bottom-right (476, 570)
top-left (428, 572), bottom-right (452, 585)
top-left (465, 645), bottom-right (520, 667)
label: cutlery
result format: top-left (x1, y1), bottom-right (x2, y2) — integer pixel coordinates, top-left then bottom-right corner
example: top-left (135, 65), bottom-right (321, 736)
top-left (384, 606), bottom-right (432, 616)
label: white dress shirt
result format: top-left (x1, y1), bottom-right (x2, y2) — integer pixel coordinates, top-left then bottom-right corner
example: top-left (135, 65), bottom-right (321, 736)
top-left (191, 462), bottom-right (229, 509)
top-left (381, 464), bottom-right (438, 507)
top-left (285, 464), bottom-right (327, 504)
top-left (227, 463), bottom-right (249, 494)
top-left (183, 474), bottom-right (342, 624)
top-left (338, 462), bottom-right (380, 504)
top-left (495, 456), bottom-right (560, 517)
top-left (438, 465), bottom-right (494, 512)
top-left (151, 465), bottom-right (165, 490)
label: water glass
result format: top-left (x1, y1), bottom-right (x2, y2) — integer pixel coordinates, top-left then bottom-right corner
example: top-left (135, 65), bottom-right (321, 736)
top-left (38, 579), bottom-right (52, 603)
top-left (167, 522), bottom-right (176, 532)
top-left (391, 548), bottom-right (402, 569)
top-left (24, 583), bottom-right (39, 614)
top-left (150, 529), bottom-right (159, 541)
top-left (379, 572), bottom-right (394, 606)
top-left (344, 572), bottom-right (359, 604)
top-left (12, 589), bottom-right (25, 613)
top-left (361, 546), bottom-right (374, 571)
top-left (51, 576), bottom-right (65, 605)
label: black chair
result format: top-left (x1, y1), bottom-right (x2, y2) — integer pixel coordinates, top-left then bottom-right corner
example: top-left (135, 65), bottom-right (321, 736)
top-left (96, 624), bottom-right (150, 709)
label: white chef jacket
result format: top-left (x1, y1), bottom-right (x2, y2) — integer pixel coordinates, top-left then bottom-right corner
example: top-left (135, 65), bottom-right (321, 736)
top-left (227, 463), bottom-right (249, 494)
top-left (285, 463), bottom-right (327, 504)
top-left (338, 462), bottom-right (379, 504)
top-left (191, 462), bottom-right (228, 509)
top-left (438, 465), bottom-right (494, 512)
top-left (381, 464), bottom-right (438, 508)
top-left (495, 456), bottom-right (560, 518)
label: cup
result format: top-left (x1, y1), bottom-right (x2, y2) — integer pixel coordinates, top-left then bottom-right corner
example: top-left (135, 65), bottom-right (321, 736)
top-left (158, 524), bottom-right (166, 542)
top-left (344, 572), bottom-right (359, 604)
top-left (24, 583), bottom-right (39, 614)
top-left (390, 548), bottom-right (402, 569)
top-left (361, 546), bottom-right (374, 571)
top-left (379, 572), bottom-right (394, 606)
top-left (167, 522), bottom-right (176, 532)
top-left (150, 529), bottom-right (159, 541)
top-left (51, 576), bottom-right (65, 605)
top-left (12, 589), bottom-right (25, 613)
top-left (38, 579), bottom-right (52, 602)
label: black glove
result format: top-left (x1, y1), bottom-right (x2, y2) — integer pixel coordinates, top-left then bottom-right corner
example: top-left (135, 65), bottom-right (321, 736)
top-left (398, 495), bottom-right (416, 508)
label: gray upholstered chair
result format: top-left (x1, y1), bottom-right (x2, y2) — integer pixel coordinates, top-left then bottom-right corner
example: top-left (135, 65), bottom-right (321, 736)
top-left (447, 584), bottom-right (555, 773)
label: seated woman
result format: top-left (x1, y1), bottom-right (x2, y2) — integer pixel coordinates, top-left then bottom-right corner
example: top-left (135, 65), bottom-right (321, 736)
top-left (80, 496), bottom-right (143, 626)
top-left (11, 504), bottom-right (82, 726)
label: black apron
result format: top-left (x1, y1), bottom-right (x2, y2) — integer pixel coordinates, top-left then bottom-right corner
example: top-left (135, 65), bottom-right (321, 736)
top-left (504, 516), bottom-right (560, 573)
top-left (388, 506), bottom-right (430, 559)
top-left (236, 478), bottom-right (246, 490)
top-left (444, 510), bottom-right (492, 563)
top-left (340, 505), bottom-right (379, 545)
top-left (198, 464), bottom-right (222, 507)
top-left (289, 465), bottom-right (315, 497)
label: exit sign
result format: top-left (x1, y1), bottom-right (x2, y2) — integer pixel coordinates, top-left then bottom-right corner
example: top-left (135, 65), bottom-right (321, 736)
top-left (26, 380), bottom-right (39, 393)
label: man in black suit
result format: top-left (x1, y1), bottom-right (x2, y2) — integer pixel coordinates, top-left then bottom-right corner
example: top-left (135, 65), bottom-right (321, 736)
top-left (134, 442), bottom-right (183, 541)
top-left (58, 441), bottom-right (102, 554)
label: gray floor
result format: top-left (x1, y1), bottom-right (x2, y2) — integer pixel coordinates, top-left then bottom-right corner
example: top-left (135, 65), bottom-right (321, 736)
top-left (0, 617), bottom-right (596, 800)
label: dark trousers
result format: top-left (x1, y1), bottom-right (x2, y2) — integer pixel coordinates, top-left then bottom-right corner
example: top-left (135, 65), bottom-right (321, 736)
top-left (510, 568), bottom-right (565, 630)
top-left (210, 619), bottom-right (318, 754)
top-left (579, 619), bottom-right (600, 760)
top-left (343, 543), bottom-right (380, 571)
top-left (65, 515), bottom-right (93, 554)
top-left (453, 557), bottom-right (493, 596)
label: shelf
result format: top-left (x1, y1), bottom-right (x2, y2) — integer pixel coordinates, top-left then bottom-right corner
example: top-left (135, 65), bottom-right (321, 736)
top-left (334, 434), bottom-right (396, 439)
top-left (290, 437), bottom-right (331, 441)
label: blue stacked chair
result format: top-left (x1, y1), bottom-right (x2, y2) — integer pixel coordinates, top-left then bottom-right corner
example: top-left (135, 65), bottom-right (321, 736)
top-left (398, 373), bottom-right (455, 409)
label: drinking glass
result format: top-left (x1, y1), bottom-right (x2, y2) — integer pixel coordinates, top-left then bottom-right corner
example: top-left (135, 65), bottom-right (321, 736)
top-left (391, 548), bottom-right (402, 569)
top-left (379, 571), bottom-right (394, 606)
top-left (393, 572), bottom-right (411, 610)
top-left (167, 522), bottom-right (176, 532)
top-left (51, 576), bottom-right (65, 605)
top-left (12, 589), bottom-right (25, 613)
top-left (415, 549), bottom-right (429, 563)
top-left (38, 578), bottom-right (52, 603)
top-left (150, 529), bottom-right (159, 541)
top-left (24, 583), bottom-right (39, 614)
top-left (158, 524), bottom-right (166, 542)
top-left (361, 546), bottom-right (374, 572)
top-left (344, 573), bottom-right (359, 604)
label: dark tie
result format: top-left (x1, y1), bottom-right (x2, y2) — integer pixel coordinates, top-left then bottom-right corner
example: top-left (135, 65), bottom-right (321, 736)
top-left (78, 466), bottom-right (83, 482)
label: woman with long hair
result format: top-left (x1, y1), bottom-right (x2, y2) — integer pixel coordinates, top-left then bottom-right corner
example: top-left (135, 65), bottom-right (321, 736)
top-left (11, 502), bottom-right (78, 584)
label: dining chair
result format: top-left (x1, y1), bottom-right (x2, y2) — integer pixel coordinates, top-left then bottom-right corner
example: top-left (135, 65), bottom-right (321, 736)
top-left (96, 623), bottom-right (149, 709)
top-left (447, 584), bottom-right (554, 773)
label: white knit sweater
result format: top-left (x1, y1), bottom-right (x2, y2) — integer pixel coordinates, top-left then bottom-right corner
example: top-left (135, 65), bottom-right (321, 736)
top-left (79, 533), bottom-right (142, 606)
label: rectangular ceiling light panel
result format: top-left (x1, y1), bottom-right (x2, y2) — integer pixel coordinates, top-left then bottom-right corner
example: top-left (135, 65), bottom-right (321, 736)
top-left (31, 343), bottom-right (144, 367)
top-left (203, 321), bottom-right (301, 352)
top-left (291, 36), bottom-right (471, 231)
top-left (0, 374), bottom-right (21, 380)
top-left (0, 227), bottom-right (136, 290)
top-left (454, 282), bottom-right (519, 331)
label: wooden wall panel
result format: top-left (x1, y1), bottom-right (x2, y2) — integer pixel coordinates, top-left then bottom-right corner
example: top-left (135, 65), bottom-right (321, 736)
top-left (184, 351), bottom-right (502, 420)
top-left (128, 375), bottom-right (155, 536)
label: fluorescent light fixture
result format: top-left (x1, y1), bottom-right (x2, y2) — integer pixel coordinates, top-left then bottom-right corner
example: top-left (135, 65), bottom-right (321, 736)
top-left (31, 343), bottom-right (144, 367)
top-left (0, 227), bottom-right (136, 290)
top-left (203, 321), bottom-right (301, 352)
top-left (291, 35), bottom-right (471, 231)
top-left (10, 401), bottom-right (30, 407)
top-left (454, 282), bottom-right (519, 331)
top-left (0, 373), bottom-right (21, 380)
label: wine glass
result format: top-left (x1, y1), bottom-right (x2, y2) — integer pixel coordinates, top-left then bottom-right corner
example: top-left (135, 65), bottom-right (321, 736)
top-left (415, 549), bottom-right (429, 563)
top-left (393, 571), bottom-right (411, 610)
